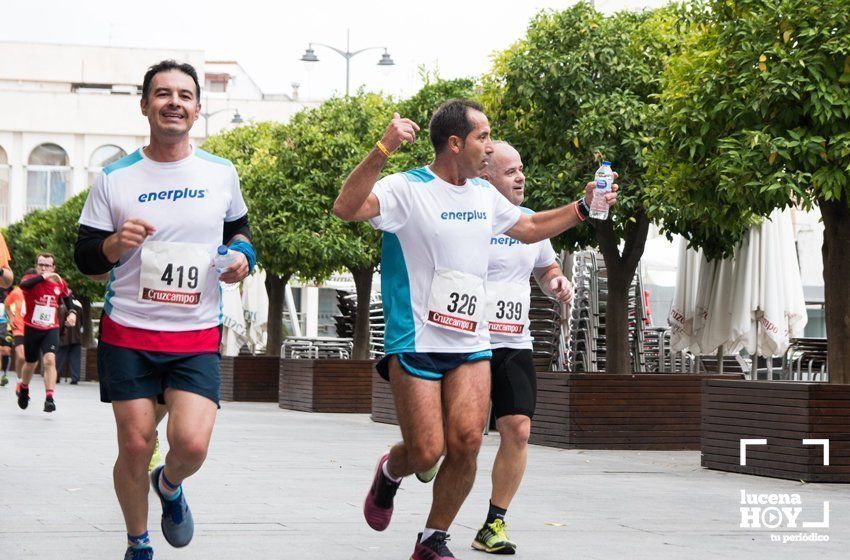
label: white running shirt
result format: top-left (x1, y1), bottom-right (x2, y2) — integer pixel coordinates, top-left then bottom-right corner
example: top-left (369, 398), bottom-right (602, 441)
top-left (370, 167), bottom-right (522, 354)
top-left (487, 207), bottom-right (557, 350)
top-left (78, 146), bottom-right (248, 331)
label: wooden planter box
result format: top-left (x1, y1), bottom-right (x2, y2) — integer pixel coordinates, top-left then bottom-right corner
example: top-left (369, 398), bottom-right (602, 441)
top-left (220, 355), bottom-right (280, 402)
top-left (83, 346), bottom-right (99, 382)
top-left (371, 372), bottom-right (398, 425)
top-left (529, 372), bottom-right (743, 450)
top-left (372, 371), bottom-right (736, 449)
top-left (279, 359), bottom-right (374, 413)
top-left (702, 379), bottom-right (850, 482)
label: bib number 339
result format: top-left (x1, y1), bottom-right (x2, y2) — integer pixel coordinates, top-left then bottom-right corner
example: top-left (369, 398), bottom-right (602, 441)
top-left (138, 241), bottom-right (211, 307)
top-left (426, 269), bottom-right (485, 333)
top-left (486, 281), bottom-right (530, 336)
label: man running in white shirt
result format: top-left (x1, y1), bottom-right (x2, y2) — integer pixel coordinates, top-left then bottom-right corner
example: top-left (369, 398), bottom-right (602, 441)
top-left (471, 140), bottom-right (576, 554)
top-left (75, 60), bottom-right (255, 560)
top-left (334, 99), bottom-right (617, 559)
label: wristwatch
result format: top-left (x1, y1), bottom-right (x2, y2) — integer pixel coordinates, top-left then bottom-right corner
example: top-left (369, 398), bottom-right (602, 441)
top-left (576, 198), bottom-right (591, 218)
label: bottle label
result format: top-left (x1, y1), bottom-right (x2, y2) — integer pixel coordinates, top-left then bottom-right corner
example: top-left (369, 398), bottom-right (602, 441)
top-left (596, 179), bottom-right (609, 190)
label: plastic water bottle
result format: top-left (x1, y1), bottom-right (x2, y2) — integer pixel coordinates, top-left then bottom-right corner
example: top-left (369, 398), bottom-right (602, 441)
top-left (590, 161), bottom-right (614, 220)
top-left (214, 245), bottom-right (240, 274)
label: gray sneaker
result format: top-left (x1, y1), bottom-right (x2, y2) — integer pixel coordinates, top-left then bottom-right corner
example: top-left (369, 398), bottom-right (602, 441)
top-left (150, 465), bottom-right (194, 547)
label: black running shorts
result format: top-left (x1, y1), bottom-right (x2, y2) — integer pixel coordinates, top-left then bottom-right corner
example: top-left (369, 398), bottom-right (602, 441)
top-left (490, 348), bottom-right (536, 419)
top-left (23, 327), bottom-right (60, 363)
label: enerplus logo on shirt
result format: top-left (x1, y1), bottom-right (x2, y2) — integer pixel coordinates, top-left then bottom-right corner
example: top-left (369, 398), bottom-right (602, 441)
top-left (137, 187), bottom-right (208, 203)
top-left (439, 210), bottom-right (487, 222)
top-left (491, 236), bottom-right (525, 247)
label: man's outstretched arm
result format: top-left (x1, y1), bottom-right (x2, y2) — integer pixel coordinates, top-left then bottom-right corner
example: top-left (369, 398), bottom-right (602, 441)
top-left (506, 181), bottom-right (618, 244)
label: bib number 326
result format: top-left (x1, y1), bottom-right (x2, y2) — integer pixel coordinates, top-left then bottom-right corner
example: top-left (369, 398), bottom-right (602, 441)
top-left (138, 241), bottom-right (211, 307)
top-left (426, 269), bottom-right (485, 333)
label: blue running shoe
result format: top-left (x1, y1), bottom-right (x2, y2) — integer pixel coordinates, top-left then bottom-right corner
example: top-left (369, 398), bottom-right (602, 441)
top-left (149, 465), bottom-right (194, 548)
top-left (124, 546), bottom-right (154, 560)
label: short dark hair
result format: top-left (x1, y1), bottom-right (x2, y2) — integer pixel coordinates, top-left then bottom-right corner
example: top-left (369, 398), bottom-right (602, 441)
top-left (36, 253), bottom-right (55, 264)
top-left (142, 60), bottom-right (201, 101)
top-left (429, 99), bottom-right (485, 153)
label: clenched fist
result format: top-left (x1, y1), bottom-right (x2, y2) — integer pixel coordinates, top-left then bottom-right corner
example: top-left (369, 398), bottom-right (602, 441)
top-left (102, 218), bottom-right (157, 263)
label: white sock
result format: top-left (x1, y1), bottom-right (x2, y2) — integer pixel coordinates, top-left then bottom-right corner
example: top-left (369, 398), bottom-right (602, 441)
top-left (421, 528), bottom-right (444, 542)
top-left (382, 460), bottom-right (402, 483)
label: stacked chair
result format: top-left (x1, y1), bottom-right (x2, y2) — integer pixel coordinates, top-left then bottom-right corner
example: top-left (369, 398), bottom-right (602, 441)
top-left (781, 337), bottom-right (828, 381)
top-left (569, 251), bottom-right (651, 372)
top-left (334, 289), bottom-right (386, 359)
top-left (528, 276), bottom-right (565, 372)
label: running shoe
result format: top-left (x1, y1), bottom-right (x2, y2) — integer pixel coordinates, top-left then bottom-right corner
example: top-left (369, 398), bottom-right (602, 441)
top-left (0, 374), bottom-right (8, 387)
top-left (415, 457), bottom-right (442, 484)
top-left (124, 546), bottom-right (154, 560)
top-left (471, 519), bottom-right (517, 554)
top-left (412, 532), bottom-right (457, 559)
top-left (43, 396), bottom-right (56, 413)
top-left (150, 465), bottom-right (194, 548)
top-left (148, 433), bottom-right (162, 472)
top-left (363, 453), bottom-right (400, 531)
top-left (17, 385), bottom-right (29, 409)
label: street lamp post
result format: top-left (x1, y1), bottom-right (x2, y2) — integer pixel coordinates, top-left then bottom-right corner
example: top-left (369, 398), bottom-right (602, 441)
top-left (201, 105), bottom-right (244, 139)
top-left (300, 28), bottom-right (395, 96)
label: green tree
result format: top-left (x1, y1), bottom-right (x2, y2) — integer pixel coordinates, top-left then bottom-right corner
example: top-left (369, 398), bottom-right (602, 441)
top-left (648, 0), bottom-right (850, 383)
top-left (203, 122), bottom-right (340, 355)
top-left (5, 192), bottom-right (105, 345)
top-left (279, 93), bottom-right (392, 359)
top-left (482, 2), bottom-right (692, 373)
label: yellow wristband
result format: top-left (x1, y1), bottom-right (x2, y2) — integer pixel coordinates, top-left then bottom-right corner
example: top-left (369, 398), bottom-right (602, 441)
top-left (375, 141), bottom-right (391, 157)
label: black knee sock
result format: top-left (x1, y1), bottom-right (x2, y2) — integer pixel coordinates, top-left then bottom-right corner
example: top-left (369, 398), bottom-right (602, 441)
top-left (486, 501), bottom-right (507, 524)
top-left (1, 356), bottom-right (9, 374)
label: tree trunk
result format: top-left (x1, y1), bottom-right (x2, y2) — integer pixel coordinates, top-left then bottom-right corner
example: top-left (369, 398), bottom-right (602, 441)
top-left (79, 296), bottom-right (94, 347)
top-left (819, 196), bottom-right (849, 384)
top-left (349, 266), bottom-right (374, 360)
top-left (603, 268), bottom-right (634, 373)
top-left (265, 273), bottom-right (289, 357)
top-left (593, 210), bottom-right (650, 374)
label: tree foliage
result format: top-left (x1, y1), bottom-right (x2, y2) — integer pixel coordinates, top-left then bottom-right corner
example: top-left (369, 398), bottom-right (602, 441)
top-left (481, 2), bottom-right (691, 250)
top-left (648, 0), bottom-right (850, 259)
top-left (5, 191), bottom-right (103, 301)
top-left (481, 1), bottom-right (693, 372)
top-left (202, 121), bottom-right (340, 284)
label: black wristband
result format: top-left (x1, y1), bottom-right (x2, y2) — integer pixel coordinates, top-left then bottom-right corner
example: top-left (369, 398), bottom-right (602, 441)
top-left (577, 198), bottom-right (591, 218)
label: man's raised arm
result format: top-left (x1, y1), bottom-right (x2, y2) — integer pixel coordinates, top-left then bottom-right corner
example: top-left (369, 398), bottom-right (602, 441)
top-left (333, 113), bottom-right (420, 222)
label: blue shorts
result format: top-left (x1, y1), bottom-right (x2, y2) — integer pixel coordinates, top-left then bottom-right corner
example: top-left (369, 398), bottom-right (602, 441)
top-left (97, 341), bottom-right (221, 407)
top-left (376, 351), bottom-right (493, 381)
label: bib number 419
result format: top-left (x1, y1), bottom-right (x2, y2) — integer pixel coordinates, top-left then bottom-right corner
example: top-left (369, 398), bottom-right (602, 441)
top-left (160, 264), bottom-right (200, 290)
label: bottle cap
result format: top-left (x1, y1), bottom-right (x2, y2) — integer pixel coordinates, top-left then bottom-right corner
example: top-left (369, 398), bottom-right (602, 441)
top-left (602, 160), bottom-right (611, 166)
top-left (217, 245), bottom-right (228, 255)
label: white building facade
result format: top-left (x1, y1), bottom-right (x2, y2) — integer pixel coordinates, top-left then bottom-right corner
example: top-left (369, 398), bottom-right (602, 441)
top-left (0, 41), bottom-right (313, 226)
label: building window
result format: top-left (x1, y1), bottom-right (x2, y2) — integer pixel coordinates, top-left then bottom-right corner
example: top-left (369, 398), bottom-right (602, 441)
top-left (88, 145), bottom-right (127, 187)
top-left (204, 72), bottom-right (231, 93)
top-left (26, 143), bottom-right (71, 213)
top-left (0, 146), bottom-right (9, 226)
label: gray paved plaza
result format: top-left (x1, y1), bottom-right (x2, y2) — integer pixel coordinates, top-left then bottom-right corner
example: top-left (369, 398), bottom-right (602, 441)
top-left (0, 381), bottom-right (846, 559)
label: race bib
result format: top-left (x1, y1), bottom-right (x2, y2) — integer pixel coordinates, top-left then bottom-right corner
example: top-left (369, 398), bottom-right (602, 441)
top-left (426, 269), bottom-right (485, 333)
top-left (486, 281), bottom-right (531, 336)
top-left (138, 241), bottom-right (212, 307)
top-left (32, 304), bottom-right (56, 327)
